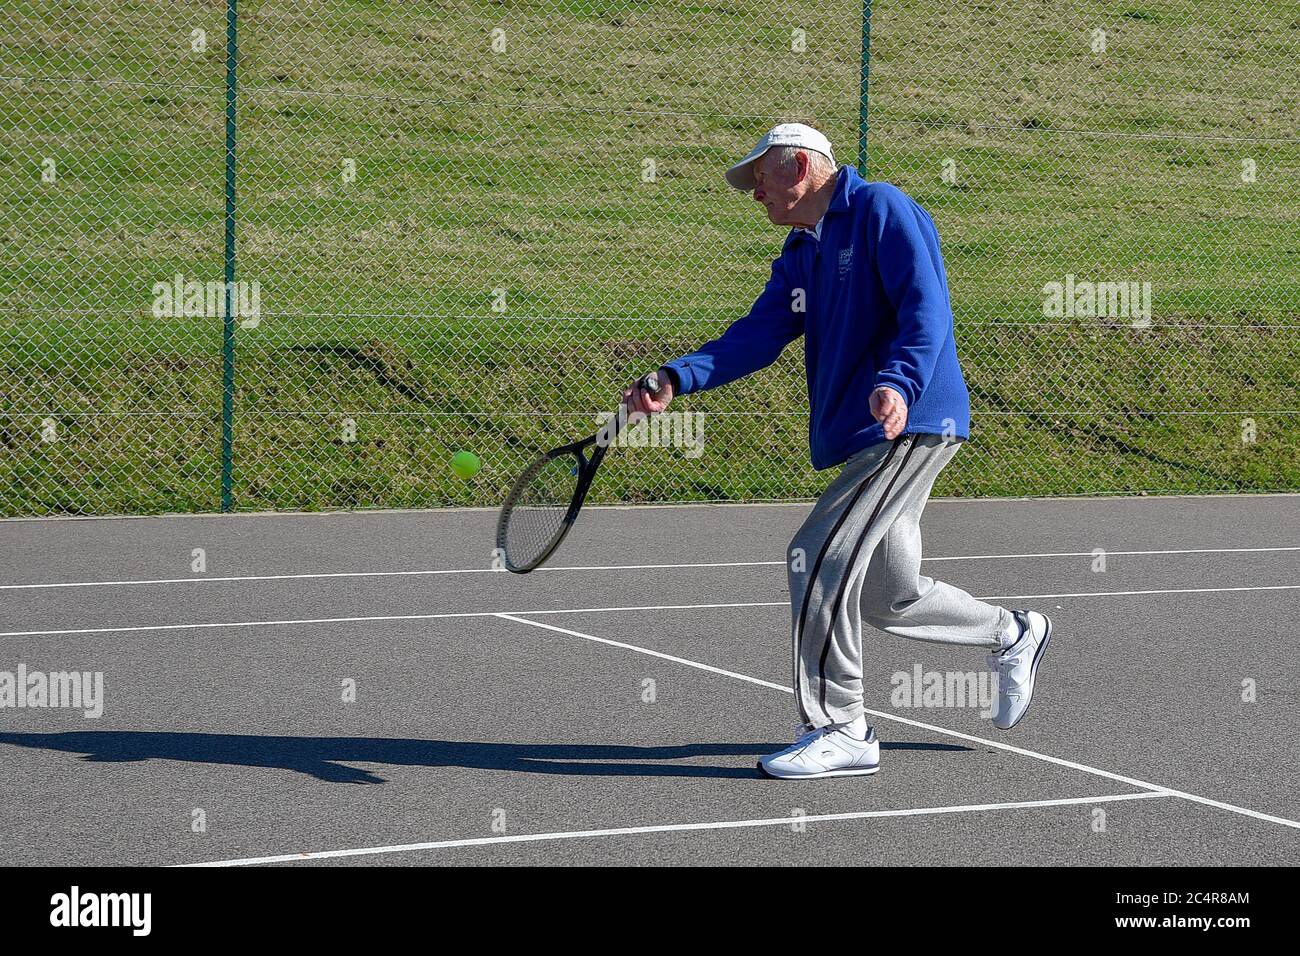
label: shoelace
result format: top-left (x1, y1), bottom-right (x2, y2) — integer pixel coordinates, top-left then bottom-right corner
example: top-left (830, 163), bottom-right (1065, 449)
top-left (989, 644), bottom-right (1027, 694)
top-left (784, 725), bottom-right (830, 755)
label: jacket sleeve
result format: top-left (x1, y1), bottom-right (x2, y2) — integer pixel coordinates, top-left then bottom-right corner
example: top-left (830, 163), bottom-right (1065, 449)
top-left (869, 186), bottom-right (953, 407)
top-left (662, 250), bottom-right (805, 395)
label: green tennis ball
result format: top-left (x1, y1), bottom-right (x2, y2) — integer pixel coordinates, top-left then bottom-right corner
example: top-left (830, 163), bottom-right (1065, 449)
top-left (450, 451), bottom-right (481, 479)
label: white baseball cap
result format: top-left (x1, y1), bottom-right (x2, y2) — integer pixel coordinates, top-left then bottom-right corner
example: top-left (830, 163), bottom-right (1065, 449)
top-left (724, 123), bottom-right (837, 190)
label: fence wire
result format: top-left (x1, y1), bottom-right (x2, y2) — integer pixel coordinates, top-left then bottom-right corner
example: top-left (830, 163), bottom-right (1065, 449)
top-left (2, 1), bottom-right (1297, 516)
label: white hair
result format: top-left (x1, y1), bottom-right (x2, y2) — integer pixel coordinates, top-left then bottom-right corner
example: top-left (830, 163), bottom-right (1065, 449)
top-left (767, 145), bottom-right (837, 180)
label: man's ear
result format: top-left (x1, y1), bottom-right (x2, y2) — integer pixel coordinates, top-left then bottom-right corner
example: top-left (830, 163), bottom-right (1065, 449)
top-left (794, 149), bottom-right (810, 183)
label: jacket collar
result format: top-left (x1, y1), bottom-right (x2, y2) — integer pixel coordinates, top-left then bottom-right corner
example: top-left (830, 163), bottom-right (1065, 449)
top-left (828, 163), bottom-right (862, 213)
top-left (789, 165), bottom-right (861, 242)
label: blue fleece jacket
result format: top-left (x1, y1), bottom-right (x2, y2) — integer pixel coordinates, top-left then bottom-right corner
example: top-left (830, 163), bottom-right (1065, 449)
top-left (664, 165), bottom-right (970, 470)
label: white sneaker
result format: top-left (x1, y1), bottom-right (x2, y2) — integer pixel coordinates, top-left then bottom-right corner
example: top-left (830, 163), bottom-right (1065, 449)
top-left (758, 718), bottom-right (880, 779)
top-left (987, 610), bottom-right (1052, 730)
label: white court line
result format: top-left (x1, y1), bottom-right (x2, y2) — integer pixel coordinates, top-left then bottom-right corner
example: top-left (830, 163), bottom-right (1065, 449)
top-left (975, 584), bottom-right (1300, 601)
top-left (494, 613), bottom-right (789, 692)
top-left (499, 614), bottom-right (1300, 833)
top-left (0, 562), bottom-right (779, 591)
top-left (181, 792), bottom-right (1167, 867)
top-left (3, 490), bottom-right (1296, 525)
top-left (3, 545), bottom-right (1298, 591)
top-left (0, 602), bottom-right (784, 638)
top-left (4, 584), bottom-right (1300, 639)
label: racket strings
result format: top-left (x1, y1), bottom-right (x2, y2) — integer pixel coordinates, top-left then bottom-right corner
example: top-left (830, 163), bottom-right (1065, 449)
top-left (502, 454), bottom-right (581, 569)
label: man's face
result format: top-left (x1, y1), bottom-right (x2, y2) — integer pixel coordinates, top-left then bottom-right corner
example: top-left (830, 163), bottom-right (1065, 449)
top-left (750, 151), bottom-right (805, 226)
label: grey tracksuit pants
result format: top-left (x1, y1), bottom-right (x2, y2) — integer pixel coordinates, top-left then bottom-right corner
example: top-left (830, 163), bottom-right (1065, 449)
top-left (790, 434), bottom-right (1015, 728)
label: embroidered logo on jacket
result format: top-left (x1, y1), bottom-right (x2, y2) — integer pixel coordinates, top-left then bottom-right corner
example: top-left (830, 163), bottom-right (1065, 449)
top-left (837, 245), bottom-right (853, 279)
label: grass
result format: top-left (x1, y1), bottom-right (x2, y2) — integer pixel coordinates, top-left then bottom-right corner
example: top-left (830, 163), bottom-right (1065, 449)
top-left (1, 0), bottom-right (1298, 515)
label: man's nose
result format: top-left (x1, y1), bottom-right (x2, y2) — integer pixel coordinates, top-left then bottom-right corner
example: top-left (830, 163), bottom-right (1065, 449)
top-left (753, 187), bottom-right (765, 202)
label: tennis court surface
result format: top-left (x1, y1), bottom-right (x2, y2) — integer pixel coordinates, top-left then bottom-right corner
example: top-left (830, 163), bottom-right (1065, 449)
top-left (1, 493), bottom-right (1297, 867)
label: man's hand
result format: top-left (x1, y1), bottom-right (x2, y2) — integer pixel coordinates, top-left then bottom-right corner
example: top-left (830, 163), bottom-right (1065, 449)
top-left (622, 369), bottom-right (675, 422)
top-left (869, 385), bottom-right (908, 440)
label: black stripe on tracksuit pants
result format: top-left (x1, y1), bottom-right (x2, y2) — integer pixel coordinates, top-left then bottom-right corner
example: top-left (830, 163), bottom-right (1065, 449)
top-left (791, 438), bottom-right (914, 726)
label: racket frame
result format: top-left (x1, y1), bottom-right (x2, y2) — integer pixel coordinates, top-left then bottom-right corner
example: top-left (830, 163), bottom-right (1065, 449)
top-left (495, 373), bottom-right (659, 574)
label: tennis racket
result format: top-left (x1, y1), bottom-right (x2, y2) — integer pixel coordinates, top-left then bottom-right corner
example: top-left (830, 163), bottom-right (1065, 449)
top-left (496, 371), bottom-right (661, 574)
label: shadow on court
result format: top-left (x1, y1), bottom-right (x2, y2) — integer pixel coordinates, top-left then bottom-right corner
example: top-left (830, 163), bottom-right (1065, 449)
top-left (0, 731), bottom-right (971, 784)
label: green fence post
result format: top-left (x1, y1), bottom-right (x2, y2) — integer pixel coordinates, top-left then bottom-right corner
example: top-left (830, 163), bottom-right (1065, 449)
top-left (857, 0), bottom-right (873, 176)
top-left (220, 0), bottom-right (238, 511)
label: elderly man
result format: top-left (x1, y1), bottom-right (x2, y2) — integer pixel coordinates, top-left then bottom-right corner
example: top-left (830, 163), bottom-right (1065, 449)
top-left (625, 123), bottom-right (1052, 780)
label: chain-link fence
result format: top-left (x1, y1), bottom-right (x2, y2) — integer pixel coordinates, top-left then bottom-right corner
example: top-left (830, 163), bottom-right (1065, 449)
top-left (2, 1), bottom-right (1297, 517)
